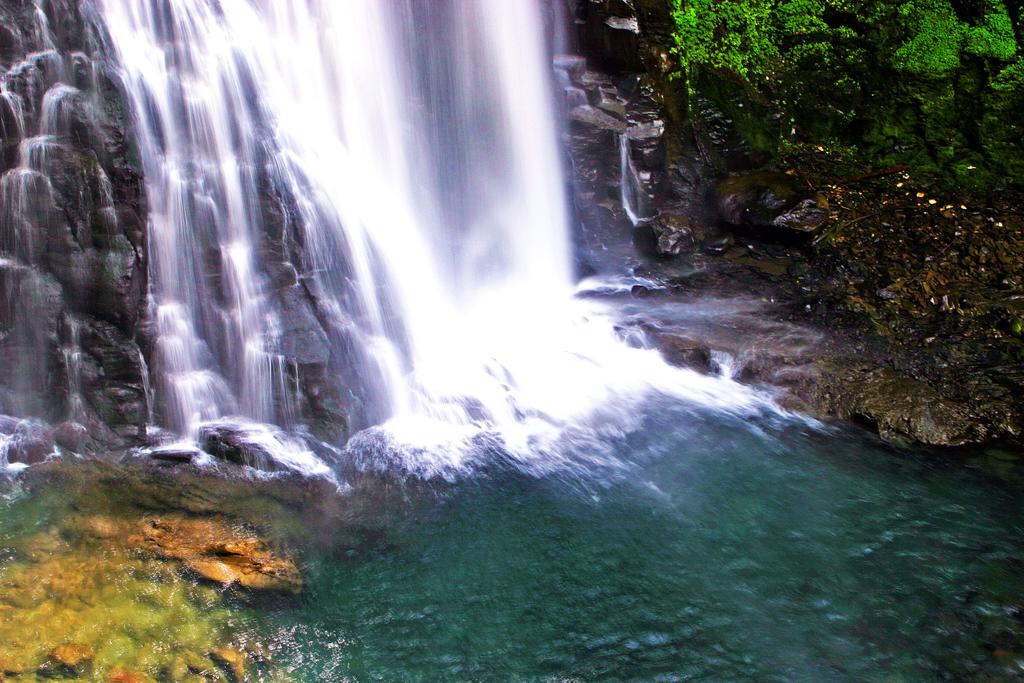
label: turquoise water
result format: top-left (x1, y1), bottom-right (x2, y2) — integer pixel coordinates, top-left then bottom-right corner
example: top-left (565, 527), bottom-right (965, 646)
top-left (261, 405), bottom-right (1024, 681)
top-left (2, 405), bottom-right (1022, 681)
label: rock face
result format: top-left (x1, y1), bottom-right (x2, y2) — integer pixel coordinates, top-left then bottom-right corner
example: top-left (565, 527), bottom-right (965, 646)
top-left (0, 0), bottom-right (148, 443)
top-left (0, 0), bottom-right (357, 450)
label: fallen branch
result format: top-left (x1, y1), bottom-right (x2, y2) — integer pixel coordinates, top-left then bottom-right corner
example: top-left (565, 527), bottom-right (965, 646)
top-left (836, 165), bottom-right (911, 187)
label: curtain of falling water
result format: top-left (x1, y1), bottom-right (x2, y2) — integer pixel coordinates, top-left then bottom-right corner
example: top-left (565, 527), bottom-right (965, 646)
top-left (95, 0), bottom-right (776, 470)
top-left (94, 0), bottom-right (573, 439)
top-left (94, 0), bottom-right (287, 435)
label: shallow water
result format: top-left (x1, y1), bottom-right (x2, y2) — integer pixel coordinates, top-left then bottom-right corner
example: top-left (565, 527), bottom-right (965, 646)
top-left (2, 406), bottom-right (1023, 681)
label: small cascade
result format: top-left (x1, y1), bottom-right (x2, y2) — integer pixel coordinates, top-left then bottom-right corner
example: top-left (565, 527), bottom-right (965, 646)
top-left (96, 0), bottom-right (296, 437)
top-left (619, 133), bottom-right (645, 225)
top-left (39, 82), bottom-right (83, 136)
top-left (0, 0), bottom-right (129, 427)
top-left (60, 314), bottom-right (86, 420)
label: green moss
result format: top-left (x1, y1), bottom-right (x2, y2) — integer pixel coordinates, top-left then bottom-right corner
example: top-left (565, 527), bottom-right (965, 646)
top-left (671, 0), bottom-right (779, 82)
top-left (892, 0), bottom-right (966, 75)
top-left (670, 0), bottom-right (1024, 188)
top-left (980, 58), bottom-right (1024, 181)
top-left (965, 5), bottom-right (1019, 60)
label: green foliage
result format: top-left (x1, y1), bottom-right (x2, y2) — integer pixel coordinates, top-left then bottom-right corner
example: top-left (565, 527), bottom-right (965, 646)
top-left (893, 0), bottom-right (966, 75)
top-left (671, 0), bottom-right (779, 81)
top-left (964, 7), bottom-right (1018, 59)
top-left (670, 0), bottom-right (1024, 188)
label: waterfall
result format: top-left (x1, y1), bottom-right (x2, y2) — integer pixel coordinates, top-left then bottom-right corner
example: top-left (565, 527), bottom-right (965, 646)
top-left (94, 0), bottom-right (778, 476)
top-left (620, 133), bottom-right (644, 226)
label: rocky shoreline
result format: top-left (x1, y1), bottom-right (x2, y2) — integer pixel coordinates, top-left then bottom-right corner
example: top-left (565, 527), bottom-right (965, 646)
top-left (563, 0), bottom-right (1023, 452)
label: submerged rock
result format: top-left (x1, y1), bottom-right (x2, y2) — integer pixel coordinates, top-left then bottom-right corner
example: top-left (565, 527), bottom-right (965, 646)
top-left (128, 516), bottom-right (303, 593)
top-left (209, 647), bottom-right (247, 681)
top-left (105, 666), bottom-right (158, 683)
top-left (48, 642), bottom-right (95, 676)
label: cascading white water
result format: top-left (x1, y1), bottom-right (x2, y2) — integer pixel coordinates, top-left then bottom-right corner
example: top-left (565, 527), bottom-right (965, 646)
top-left (95, 0), bottom-right (783, 477)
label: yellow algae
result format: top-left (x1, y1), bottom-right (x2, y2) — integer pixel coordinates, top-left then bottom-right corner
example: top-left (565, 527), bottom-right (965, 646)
top-left (0, 510), bottom-right (287, 681)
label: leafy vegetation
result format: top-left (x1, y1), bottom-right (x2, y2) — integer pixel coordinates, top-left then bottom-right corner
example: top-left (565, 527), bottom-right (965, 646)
top-left (670, 0), bottom-right (1023, 188)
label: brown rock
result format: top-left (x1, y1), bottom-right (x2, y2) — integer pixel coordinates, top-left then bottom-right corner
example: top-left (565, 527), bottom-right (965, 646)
top-left (797, 361), bottom-right (988, 446)
top-left (62, 515), bottom-right (123, 541)
top-left (106, 667), bottom-right (157, 683)
top-left (127, 517), bottom-right (302, 593)
top-left (209, 647), bottom-right (246, 681)
top-left (650, 332), bottom-right (712, 372)
top-left (50, 642), bottom-right (94, 673)
top-left (53, 421), bottom-right (89, 451)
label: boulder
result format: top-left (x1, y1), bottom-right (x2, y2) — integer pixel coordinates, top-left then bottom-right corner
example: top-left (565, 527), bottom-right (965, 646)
top-left (802, 362), bottom-right (987, 447)
top-left (711, 171), bottom-right (827, 236)
top-left (639, 214), bottom-right (698, 257)
top-left (147, 445), bottom-right (198, 464)
top-left (4, 423), bottom-right (55, 465)
top-left (127, 516), bottom-right (303, 593)
top-left (53, 421), bottom-right (88, 451)
top-left (772, 198), bottom-right (828, 234)
top-left (198, 422), bottom-right (282, 471)
top-left (649, 332), bottom-right (713, 372)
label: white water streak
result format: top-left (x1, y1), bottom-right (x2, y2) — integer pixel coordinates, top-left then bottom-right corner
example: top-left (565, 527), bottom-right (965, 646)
top-left (96, 0), bottom-right (784, 478)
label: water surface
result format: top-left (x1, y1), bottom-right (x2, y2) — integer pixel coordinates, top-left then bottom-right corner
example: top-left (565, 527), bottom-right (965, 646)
top-left (264, 404), bottom-right (1024, 681)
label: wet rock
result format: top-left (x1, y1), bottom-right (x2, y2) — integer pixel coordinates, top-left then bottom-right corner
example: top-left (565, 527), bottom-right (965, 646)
top-left (53, 421), bottom-right (88, 451)
top-left (644, 214), bottom-right (698, 257)
top-left (209, 647), bottom-right (247, 681)
top-left (127, 516), bottom-right (303, 593)
top-left (569, 104), bottom-right (628, 134)
top-left (5, 423), bottom-right (55, 465)
top-left (711, 171), bottom-right (825, 236)
top-left (803, 362), bottom-right (988, 447)
top-left (47, 642), bottom-right (94, 676)
top-left (0, 415), bottom-right (19, 434)
top-left (703, 233), bottom-right (735, 255)
top-left (276, 284), bottom-right (330, 366)
top-left (772, 198), bottom-right (827, 233)
top-left (691, 94), bottom-right (767, 173)
top-left (553, 54), bottom-right (587, 84)
top-left (198, 422), bottom-right (282, 471)
top-left (649, 332), bottom-right (713, 372)
top-left (147, 445), bottom-right (198, 464)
